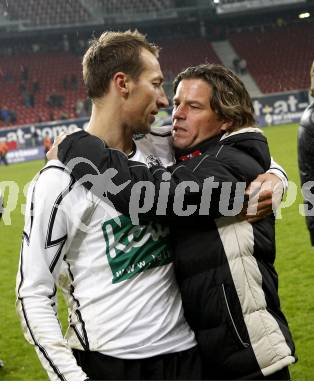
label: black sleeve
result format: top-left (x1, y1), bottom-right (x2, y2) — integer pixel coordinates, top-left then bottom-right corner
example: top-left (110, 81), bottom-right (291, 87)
top-left (58, 130), bottom-right (107, 190)
top-left (58, 131), bottom-right (251, 224)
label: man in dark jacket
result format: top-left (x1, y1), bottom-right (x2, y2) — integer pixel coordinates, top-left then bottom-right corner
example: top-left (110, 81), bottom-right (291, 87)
top-left (52, 64), bottom-right (295, 380)
top-left (298, 60), bottom-right (314, 246)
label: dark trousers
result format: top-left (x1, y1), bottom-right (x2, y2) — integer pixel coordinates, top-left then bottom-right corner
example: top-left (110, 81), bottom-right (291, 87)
top-left (73, 346), bottom-right (201, 381)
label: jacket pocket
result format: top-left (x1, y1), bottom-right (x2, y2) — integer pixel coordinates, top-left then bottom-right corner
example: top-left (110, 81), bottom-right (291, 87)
top-left (221, 283), bottom-right (250, 349)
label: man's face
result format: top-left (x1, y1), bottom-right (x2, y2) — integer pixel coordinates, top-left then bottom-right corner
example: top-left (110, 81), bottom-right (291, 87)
top-left (172, 78), bottom-right (228, 149)
top-left (125, 49), bottom-right (168, 133)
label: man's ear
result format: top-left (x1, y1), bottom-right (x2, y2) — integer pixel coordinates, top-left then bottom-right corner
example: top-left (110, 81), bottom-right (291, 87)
top-left (113, 72), bottom-right (129, 97)
top-left (221, 120), bottom-right (233, 131)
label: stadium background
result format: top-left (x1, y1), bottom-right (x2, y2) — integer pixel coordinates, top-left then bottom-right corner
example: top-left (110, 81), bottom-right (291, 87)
top-left (0, 0), bottom-right (314, 380)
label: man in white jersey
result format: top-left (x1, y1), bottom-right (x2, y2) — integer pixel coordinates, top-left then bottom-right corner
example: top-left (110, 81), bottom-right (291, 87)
top-left (16, 30), bottom-right (199, 381)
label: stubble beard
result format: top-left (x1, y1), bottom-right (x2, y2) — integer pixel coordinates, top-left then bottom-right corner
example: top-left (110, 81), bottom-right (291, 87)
top-left (133, 121), bottom-right (151, 135)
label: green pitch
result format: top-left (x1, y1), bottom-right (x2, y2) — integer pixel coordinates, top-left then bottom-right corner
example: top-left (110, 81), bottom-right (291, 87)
top-left (0, 123), bottom-right (313, 380)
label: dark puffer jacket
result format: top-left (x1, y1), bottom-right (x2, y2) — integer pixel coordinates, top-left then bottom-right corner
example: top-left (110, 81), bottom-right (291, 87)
top-left (170, 129), bottom-right (295, 379)
top-left (58, 127), bottom-right (296, 380)
top-left (298, 101), bottom-right (314, 246)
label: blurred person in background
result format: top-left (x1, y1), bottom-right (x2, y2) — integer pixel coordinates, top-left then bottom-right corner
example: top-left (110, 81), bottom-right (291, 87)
top-left (298, 59), bottom-right (314, 246)
top-left (43, 135), bottom-right (52, 162)
top-left (20, 64), bottom-right (29, 82)
top-left (0, 141), bottom-right (8, 165)
top-left (31, 128), bottom-right (40, 146)
top-left (0, 106), bottom-right (11, 125)
top-left (31, 79), bottom-right (40, 94)
top-left (239, 57), bottom-right (247, 75)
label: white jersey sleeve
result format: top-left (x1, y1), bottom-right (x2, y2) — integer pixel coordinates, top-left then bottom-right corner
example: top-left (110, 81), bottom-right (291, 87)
top-left (268, 157), bottom-right (288, 194)
top-left (16, 162), bottom-right (88, 381)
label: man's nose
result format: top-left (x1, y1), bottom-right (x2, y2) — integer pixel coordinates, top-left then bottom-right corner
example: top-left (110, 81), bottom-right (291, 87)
top-left (157, 88), bottom-right (169, 108)
top-left (172, 104), bottom-right (186, 120)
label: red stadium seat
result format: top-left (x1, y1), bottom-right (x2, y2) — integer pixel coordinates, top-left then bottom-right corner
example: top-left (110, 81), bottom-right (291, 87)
top-left (228, 22), bottom-right (314, 93)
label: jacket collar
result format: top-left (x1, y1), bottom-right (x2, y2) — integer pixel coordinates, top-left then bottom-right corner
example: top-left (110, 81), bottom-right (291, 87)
top-left (175, 134), bottom-right (222, 161)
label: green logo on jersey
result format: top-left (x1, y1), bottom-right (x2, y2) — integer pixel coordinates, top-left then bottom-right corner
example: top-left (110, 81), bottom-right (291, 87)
top-left (102, 215), bottom-right (173, 283)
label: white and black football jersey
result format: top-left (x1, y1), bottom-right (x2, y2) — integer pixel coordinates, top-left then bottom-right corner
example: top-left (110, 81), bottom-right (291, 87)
top-left (16, 128), bottom-right (196, 381)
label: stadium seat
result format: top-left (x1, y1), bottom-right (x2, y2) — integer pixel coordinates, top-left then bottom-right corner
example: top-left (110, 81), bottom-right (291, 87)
top-left (228, 22), bottom-right (314, 93)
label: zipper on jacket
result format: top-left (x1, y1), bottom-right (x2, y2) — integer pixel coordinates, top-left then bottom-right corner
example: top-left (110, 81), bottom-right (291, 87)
top-left (222, 283), bottom-right (250, 349)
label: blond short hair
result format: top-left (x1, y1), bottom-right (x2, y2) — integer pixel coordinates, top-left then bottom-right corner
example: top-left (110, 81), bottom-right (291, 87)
top-left (83, 30), bottom-right (159, 98)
